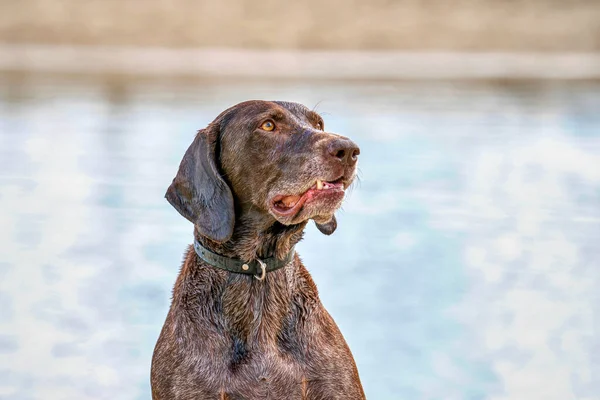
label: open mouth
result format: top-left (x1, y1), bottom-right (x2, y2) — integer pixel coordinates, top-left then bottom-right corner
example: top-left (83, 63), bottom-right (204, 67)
top-left (271, 177), bottom-right (345, 217)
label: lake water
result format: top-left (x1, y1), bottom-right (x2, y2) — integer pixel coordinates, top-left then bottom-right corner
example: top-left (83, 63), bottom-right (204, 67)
top-left (0, 73), bottom-right (599, 400)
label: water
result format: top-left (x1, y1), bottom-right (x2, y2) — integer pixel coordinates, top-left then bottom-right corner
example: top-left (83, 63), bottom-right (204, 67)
top-left (1, 73), bottom-right (599, 400)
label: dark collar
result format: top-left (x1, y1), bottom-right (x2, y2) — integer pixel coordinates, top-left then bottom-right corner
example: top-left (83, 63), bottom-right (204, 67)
top-left (193, 239), bottom-right (295, 280)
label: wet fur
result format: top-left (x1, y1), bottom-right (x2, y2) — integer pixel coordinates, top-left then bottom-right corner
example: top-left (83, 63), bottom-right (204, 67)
top-left (152, 101), bottom-right (365, 399)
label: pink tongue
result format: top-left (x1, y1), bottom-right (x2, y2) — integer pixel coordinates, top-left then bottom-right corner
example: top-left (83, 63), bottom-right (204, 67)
top-left (280, 195), bottom-right (301, 208)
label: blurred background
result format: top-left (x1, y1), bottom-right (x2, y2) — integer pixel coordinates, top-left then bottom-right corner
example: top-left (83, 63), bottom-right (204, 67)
top-left (1, 1), bottom-right (599, 399)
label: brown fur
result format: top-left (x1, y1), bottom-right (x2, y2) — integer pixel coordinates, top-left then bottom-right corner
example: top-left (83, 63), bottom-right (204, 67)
top-left (151, 100), bottom-right (365, 399)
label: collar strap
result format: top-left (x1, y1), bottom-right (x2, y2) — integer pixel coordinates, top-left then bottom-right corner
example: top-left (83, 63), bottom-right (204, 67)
top-left (193, 239), bottom-right (295, 279)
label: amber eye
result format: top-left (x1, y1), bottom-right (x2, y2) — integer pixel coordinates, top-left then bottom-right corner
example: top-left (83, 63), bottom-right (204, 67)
top-left (261, 120), bottom-right (275, 131)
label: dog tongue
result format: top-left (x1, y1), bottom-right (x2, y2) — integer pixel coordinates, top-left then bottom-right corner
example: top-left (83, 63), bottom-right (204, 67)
top-left (280, 195), bottom-right (301, 208)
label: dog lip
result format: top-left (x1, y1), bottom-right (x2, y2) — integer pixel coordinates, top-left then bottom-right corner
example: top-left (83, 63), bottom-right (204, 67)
top-left (270, 194), bottom-right (308, 217)
top-left (270, 177), bottom-right (345, 217)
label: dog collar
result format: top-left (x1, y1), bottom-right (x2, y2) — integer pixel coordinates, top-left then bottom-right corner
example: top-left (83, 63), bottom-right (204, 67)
top-left (193, 239), bottom-right (295, 281)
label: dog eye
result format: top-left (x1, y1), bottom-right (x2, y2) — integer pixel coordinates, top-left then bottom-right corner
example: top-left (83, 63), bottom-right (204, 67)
top-left (316, 121), bottom-right (323, 130)
top-left (261, 120), bottom-right (275, 131)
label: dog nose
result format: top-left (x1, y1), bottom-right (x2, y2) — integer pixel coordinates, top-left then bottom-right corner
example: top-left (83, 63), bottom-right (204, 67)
top-left (327, 138), bottom-right (360, 166)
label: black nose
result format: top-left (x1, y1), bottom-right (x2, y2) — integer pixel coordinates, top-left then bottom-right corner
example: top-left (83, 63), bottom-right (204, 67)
top-left (327, 138), bottom-right (360, 166)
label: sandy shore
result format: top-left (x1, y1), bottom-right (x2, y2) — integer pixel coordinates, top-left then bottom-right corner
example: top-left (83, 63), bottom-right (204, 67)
top-left (1, 0), bottom-right (599, 52)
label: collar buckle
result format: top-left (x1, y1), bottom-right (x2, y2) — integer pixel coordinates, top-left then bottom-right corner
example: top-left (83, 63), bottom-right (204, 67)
top-left (254, 259), bottom-right (267, 281)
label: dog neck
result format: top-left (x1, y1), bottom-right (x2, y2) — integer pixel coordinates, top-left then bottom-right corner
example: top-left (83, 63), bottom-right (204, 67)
top-left (187, 215), bottom-right (312, 352)
top-left (194, 212), bottom-right (308, 263)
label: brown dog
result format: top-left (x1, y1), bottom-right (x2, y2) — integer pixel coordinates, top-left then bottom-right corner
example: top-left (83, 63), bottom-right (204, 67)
top-left (151, 100), bottom-right (365, 399)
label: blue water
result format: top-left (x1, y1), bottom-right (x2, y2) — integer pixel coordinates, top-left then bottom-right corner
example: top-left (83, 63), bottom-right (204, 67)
top-left (0, 74), bottom-right (599, 400)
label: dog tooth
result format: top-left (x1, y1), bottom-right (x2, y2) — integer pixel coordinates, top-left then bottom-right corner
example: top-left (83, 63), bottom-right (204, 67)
top-left (316, 179), bottom-right (323, 190)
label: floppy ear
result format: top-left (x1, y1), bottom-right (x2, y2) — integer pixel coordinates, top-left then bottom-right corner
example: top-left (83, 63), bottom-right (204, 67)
top-left (165, 125), bottom-right (235, 243)
top-left (315, 215), bottom-right (337, 235)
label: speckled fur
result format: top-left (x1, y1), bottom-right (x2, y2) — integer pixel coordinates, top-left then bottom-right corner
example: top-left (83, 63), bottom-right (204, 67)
top-left (152, 101), bottom-right (365, 399)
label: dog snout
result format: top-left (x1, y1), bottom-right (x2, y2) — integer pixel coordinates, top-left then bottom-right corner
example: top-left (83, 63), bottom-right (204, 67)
top-left (326, 137), bottom-right (360, 167)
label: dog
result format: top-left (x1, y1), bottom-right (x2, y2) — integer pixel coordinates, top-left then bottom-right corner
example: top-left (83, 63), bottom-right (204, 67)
top-left (151, 100), bottom-right (365, 399)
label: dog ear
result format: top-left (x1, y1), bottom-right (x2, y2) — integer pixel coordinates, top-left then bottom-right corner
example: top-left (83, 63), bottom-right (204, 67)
top-left (315, 215), bottom-right (337, 235)
top-left (165, 124), bottom-right (235, 243)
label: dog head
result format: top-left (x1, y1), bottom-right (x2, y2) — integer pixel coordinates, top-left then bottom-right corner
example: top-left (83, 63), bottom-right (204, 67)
top-left (166, 100), bottom-right (360, 242)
